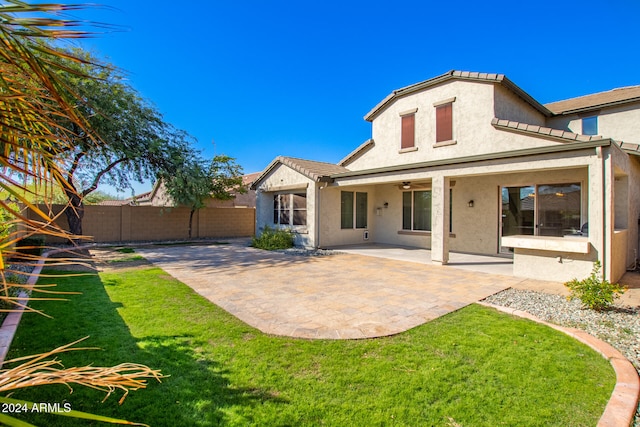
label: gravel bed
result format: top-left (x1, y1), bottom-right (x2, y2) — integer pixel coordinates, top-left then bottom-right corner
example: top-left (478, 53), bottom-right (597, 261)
top-left (4, 262), bottom-right (33, 284)
top-left (483, 288), bottom-right (640, 426)
top-left (273, 247), bottom-right (342, 257)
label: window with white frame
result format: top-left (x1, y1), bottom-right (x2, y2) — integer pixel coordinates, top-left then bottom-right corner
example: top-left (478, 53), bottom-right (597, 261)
top-left (341, 191), bottom-right (368, 229)
top-left (273, 193), bottom-right (306, 226)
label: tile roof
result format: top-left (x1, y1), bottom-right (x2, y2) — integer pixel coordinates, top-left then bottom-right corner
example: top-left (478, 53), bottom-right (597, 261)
top-left (491, 118), bottom-right (640, 156)
top-left (545, 85), bottom-right (640, 114)
top-left (491, 118), bottom-right (604, 142)
top-left (251, 156), bottom-right (350, 189)
top-left (278, 156), bottom-right (350, 180)
top-left (97, 190), bottom-right (153, 206)
top-left (618, 141), bottom-right (640, 156)
top-left (365, 70), bottom-right (551, 121)
top-left (97, 199), bottom-right (131, 206)
top-left (241, 172), bottom-right (262, 186)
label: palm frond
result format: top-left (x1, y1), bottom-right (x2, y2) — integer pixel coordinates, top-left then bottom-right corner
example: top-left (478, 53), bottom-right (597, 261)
top-left (0, 338), bottom-right (165, 404)
top-left (0, 6), bottom-right (165, 427)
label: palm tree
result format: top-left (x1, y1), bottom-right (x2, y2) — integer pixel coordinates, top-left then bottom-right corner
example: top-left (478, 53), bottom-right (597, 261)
top-left (0, 2), bottom-right (92, 244)
top-left (0, 2), bottom-right (163, 425)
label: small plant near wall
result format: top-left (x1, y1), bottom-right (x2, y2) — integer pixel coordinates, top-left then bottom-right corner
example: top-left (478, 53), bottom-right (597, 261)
top-left (251, 226), bottom-right (294, 250)
top-left (564, 261), bottom-right (627, 311)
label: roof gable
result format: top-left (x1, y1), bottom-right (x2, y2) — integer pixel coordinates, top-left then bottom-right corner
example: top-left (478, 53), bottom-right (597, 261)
top-left (364, 70), bottom-right (552, 122)
top-left (251, 156), bottom-right (349, 189)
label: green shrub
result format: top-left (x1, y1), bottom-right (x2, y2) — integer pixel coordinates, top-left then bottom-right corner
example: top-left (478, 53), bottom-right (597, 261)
top-left (251, 225), bottom-right (294, 250)
top-left (0, 204), bottom-right (17, 242)
top-left (564, 261), bottom-right (626, 311)
top-left (116, 247), bottom-right (136, 253)
top-left (14, 236), bottom-right (46, 258)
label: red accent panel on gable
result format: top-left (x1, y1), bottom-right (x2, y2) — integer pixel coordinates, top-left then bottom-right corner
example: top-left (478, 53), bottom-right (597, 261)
top-left (436, 104), bottom-right (452, 142)
top-left (401, 114), bottom-right (415, 149)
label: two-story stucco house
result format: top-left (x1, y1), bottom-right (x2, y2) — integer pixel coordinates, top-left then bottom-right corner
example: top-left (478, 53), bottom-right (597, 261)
top-left (251, 71), bottom-right (640, 282)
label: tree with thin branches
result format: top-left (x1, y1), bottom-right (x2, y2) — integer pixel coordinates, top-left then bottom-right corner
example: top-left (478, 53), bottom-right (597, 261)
top-left (162, 154), bottom-right (246, 239)
top-left (48, 49), bottom-right (197, 235)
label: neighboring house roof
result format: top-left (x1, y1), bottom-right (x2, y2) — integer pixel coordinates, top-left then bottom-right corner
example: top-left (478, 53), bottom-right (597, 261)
top-left (545, 85), bottom-right (640, 115)
top-left (251, 156), bottom-right (350, 189)
top-left (339, 139), bottom-right (375, 166)
top-left (365, 70), bottom-right (552, 122)
top-left (242, 172), bottom-right (262, 187)
top-left (98, 172), bottom-right (259, 207)
top-left (97, 199), bottom-right (131, 206)
top-left (97, 188), bottom-right (155, 206)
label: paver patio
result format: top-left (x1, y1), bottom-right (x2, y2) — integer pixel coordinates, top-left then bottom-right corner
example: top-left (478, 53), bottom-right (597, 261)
top-left (136, 241), bottom-right (532, 339)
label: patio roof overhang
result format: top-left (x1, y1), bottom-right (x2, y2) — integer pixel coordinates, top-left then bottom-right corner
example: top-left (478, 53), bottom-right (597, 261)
top-left (329, 139), bottom-right (613, 180)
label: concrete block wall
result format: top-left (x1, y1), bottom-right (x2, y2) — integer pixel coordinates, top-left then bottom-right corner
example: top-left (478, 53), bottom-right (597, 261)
top-left (23, 204), bottom-right (255, 243)
top-left (199, 207), bottom-right (255, 237)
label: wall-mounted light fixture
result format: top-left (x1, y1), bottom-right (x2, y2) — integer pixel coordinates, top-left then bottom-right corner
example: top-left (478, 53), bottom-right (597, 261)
top-left (402, 182), bottom-right (411, 189)
top-left (383, 202), bottom-right (389, 208)
top-left (468, 200), bottom-right (474, 208)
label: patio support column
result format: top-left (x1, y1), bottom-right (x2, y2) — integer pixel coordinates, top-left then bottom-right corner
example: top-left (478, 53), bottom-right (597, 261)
top-left (431, 175), bottom-right (450, 265)
top-left (588, 146), bottom-right (618, 280)
top-left (602, 147), bottom-right (615, 280)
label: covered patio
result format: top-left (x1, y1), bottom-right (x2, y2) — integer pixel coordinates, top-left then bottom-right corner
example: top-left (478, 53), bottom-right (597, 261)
top-left (326, 243), bottom-right (514, 276)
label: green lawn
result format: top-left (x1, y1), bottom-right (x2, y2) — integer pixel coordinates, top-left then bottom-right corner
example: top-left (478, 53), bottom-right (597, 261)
top-left (6, 266), bottom-right (615, 426)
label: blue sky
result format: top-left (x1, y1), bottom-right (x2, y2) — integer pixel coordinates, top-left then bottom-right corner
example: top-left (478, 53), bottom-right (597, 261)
top-left (74, 0), bottom-right (640, 195)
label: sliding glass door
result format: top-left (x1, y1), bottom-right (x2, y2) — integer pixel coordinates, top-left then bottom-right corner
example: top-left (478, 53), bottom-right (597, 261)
top-left (500, 186), bottom-right (534, 253)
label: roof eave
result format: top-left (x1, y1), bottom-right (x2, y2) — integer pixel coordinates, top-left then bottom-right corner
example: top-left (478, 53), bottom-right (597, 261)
top-left (330, 140), bottom-right (612, 180)
top-left (364, 71), bottom-right (552, 122)
top-left (250, 156), bottom-right (341, 189)
top-left (491, 118), bottom-right (602, 143)
top-left (500, 77), bottom-right (553, 117)
top-left (550, 97), bottom-right (640, 116)
top-left (338, 138), bottom-right (375, 166)
top-left (250, 157), bottom-right (283, 190)
top-left (364, 71), bottom-right (456, 122)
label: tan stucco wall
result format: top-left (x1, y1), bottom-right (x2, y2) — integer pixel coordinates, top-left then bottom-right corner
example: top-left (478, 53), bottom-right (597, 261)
top-left (347, 80), bottom-right (560, 171)
top-left (604, 145), bottom-right (640, 280)
top-left (254, 164), bottom-right (316, 247)
top-left (512, 248), bottom-right (595, 282)
top-left (343, 167), bottom-right (590, 256)
top-left (612, 230), bottom-right (629, 282)
top-left (626, 156), bottom-right (640, 271)
top-left (546, 102), bottom-right (640, 145)
top-left (318, 185), bottom-right (378, 247)
top-left (493, 85), bottom-right (547, 126)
